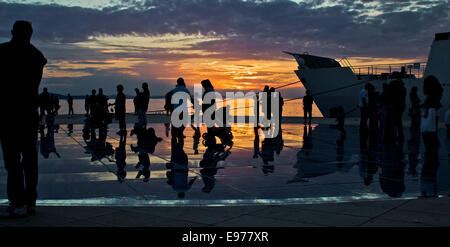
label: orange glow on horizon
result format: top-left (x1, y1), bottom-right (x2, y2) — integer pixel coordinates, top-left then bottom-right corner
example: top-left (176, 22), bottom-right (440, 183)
top-left (42, 33), bottom-right (428, 92)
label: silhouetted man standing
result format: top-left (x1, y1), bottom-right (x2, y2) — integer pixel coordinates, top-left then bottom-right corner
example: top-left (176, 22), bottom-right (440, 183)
top-left (303, 90), bottom-right (313, 124)
top-left (139, 82), bottom-right (150, 127)
top-left (114, 85), bottom-right (126, 135)
top-left (67, 94), bottom-right (74, 116)
top-left (142, 82), bottom-right (150, 112)
top-left (0, 21), bottom-right (47, 217)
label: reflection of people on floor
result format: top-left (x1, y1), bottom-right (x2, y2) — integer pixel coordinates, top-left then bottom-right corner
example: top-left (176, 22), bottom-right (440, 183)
top-left (166, 140), bottom-right (197, 198)
top-left (199, 131), bottom-right (231, 193)
top-left (420, 152), bottom-right (439, 198)
top-left (419, 76), bottom-right (443, 197)
top-left (330, 107), bottom-right (348, 169)
top-left (407, 135), bottom-right (420, 176)
top-left (130, 125), bottom-right (162, 182)
top-left (83, 126), bottom-right (114, 162)
top-left (115, 134), bottom-right (127, 183)
top-left (336, 133), bottom-right (345, 169)
top-left (253, 127), bottom-right (260, 158)
top-left (260, 137), bottom-right (274, 171)
top-left (192, 125), bottom-right (201, 155)
top-left (164, 123), bottom-right (170, 138)
top-left (300, 125), bottom-right (312, 156)
top-left (67, 123), bottom-right (73, 136)
top-left (379, 142), bottom-right (405, 197)
top-left (259, 129), bottom-right (283, 175)
top-left (359, 132), bottom-right (379, 186)
top-left (408, 86), bottom-right (421, 142)
top-left (170, 78), bottom-right (193, 147)
top-left (39, 125), bottom-right (60, 159)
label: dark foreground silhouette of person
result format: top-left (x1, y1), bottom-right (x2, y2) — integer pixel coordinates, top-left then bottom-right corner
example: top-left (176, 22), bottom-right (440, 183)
top-left (0, 21), bottom-right (47, 217)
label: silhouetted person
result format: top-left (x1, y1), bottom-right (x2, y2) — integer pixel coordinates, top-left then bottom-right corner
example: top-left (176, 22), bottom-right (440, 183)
top-left (138, 83), bottom-right (149, 127)
top-left (359, 83), bottom-right (370, 138)
top-left (201, 79), bottom-right (216, 125)
top-left (379, 83), bottom-right (389, 135)
top-left (420, 75), bottom-right (443, 197)
top-left (113, 85), bottom-right (126, 135)
top-left (164, 89), bottom-right (174, 115)
top-left (263, 85), bottom-right (271, 121)
top-left (382, 77), bottom-right (406, 144)
top-left (142, 82), bottom-right (150, 113)
top-left (171, 78), bottom-right (193, 146)
top-left (253, 127), bottom-right (260, 158)
top-left (133, 88), bottom-right (139, 115)
top-left (39, 87), bottom-right (50, 122)
top-left (408, 86), bottom-right (421, 142)
top-left (367, 84), bottom-right (378, 143)
top-left (93, 88), bottom-right (109, 127)
top-left (269, 86), bottom-right (280, 130)
top-left (0, 21), bottom-right (47, 217)
top-left (96, 88), bottom-right (108, 110)
top-left (53, 95), bottom-right (60, 115)
top-left (134, 88), bottom-right (146, 127)
top-left (390, 78), bottom-right (407, 141)
top-left (67, 94), bottom-right (74, 116)
top-left (303, 90), bottom-right (313, 124)
top-left (276, 88), bottom-right (284, 125)
top-left (88, 89), bottom-right (96, 116)
top-left (84, 94), bottom-right (89, 116)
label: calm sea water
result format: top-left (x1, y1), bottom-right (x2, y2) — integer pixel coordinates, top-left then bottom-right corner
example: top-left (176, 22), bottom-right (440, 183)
top-left (57, 98), bottom-right (323, 117)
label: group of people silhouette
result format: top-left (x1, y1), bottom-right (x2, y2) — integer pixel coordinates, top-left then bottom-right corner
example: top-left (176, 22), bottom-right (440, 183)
top-left (0, 20), bottom-right (447, 219)
top-left (355, 73), bottom-right (444, 197)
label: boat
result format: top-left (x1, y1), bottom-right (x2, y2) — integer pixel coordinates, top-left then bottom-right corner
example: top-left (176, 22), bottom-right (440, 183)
top-left (285, 32), bottom-right (450, 118)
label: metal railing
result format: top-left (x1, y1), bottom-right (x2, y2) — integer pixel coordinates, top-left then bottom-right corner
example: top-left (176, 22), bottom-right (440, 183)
top-left (339, 60), bottom-right (427, 79)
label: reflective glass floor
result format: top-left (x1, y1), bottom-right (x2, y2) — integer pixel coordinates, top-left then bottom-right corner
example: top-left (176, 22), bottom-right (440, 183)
top-left (0, 123), bottom-right (449, 206)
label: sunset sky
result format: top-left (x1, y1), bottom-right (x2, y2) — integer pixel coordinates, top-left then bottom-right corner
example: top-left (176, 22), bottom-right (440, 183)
top-left (0, 0), bottom-right (448, 98)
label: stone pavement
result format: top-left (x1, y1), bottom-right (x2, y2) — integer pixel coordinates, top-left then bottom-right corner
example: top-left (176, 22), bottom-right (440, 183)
top-left (1, 196), bottom-right (450, 227)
